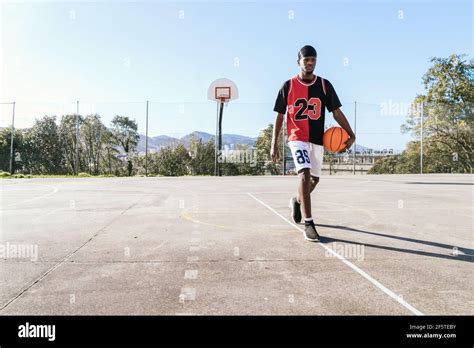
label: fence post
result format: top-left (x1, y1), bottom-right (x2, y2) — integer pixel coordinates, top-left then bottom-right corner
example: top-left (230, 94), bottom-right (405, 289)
top-left (145, 100), bottom-right (149, 176)
top-left (420, 102), bottom-right (424, 175)
top-left (9, 101), bottom-right (16, 174)
top-left (282, 116), bottom-right (286, 175)
top-left (76, 100), bottom-right (80, 174)
top-left (353, 101), bottom-right (357, 175)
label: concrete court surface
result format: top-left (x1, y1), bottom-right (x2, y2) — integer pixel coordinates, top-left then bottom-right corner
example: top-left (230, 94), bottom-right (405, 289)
top-left (0, 174), bottom-right (472, 315)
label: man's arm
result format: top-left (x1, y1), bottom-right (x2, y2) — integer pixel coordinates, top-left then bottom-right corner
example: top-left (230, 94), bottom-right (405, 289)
top-left (332, 108), bottom-right (356, 151)
top-left (270, 113), bottom-right (284, 162)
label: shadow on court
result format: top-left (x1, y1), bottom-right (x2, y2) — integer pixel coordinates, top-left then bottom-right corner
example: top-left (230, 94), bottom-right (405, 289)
top-left (317, 223), bottom-right (474, 263)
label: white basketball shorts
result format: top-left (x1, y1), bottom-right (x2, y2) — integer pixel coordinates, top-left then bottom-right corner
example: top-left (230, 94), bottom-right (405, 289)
top-left (288, 140), bottom-right (324, 177)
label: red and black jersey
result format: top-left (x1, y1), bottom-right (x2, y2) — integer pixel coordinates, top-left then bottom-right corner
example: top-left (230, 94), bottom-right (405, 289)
top-left (273, 75), bottom-right (342, 145)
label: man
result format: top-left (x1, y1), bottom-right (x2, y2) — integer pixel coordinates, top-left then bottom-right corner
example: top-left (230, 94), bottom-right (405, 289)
top-left (271, 45), bottom-right (355, 242)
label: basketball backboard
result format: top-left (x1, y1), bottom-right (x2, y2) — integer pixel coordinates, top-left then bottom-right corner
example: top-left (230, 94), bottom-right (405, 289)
top-left (208, 78), bottom-right (239, 102)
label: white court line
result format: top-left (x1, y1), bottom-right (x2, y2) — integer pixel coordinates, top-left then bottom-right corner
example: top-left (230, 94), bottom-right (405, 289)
top-left (184, 270), bottom-right (199, 279)
top-left (2, 183), bottom-right (59, 208)
top-left (246, 192), bottom-right (424, 316)
top-left (180, 287), bottom-right (196, 301)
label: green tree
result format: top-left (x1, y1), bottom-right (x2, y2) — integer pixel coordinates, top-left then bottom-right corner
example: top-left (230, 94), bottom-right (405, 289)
top-left (150, 144), bottom-right (190, 176)
top-left (229, 143), bottom-right (264, 175)
top-left (394, 141), bottom-right (422, 174)
top-left (22, 116), bottom-right (64, 174)
top-left (0, 127), bottom-right (23, 173)
top-left (368, 155), bottom-right (400, 174)
top-left (402, 54), bottom-right (473, 173)
top-left (188, 136), bottom-right (215, 175)
top-left (368, 140), bottom-right (465, 174)
top-left (254, 124), bottom-right (289, 175)
top-left (59, 114), bottom-right (84, 174)
top-left (102, 130), bottom-right (121, 175)
top-left (82, 114), bottom-right (108, 175)
top-left (111, 115), bottom-right (140, 176)
top-left (221, 162), bottom-right (241, 176)
top-left (369, 141), bottom-right (424, 174)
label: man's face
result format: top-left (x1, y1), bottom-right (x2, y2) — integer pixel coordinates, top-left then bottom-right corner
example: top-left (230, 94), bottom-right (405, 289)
top-left (298, 56), bottom-right (316, 73)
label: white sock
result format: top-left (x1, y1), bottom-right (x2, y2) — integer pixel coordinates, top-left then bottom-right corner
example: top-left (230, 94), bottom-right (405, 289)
top-left (304, 217), bottom-right (313, 222)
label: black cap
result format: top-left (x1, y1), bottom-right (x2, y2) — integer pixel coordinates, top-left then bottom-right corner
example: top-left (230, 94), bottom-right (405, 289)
top-left (298, 45), bottom-right (317, 59)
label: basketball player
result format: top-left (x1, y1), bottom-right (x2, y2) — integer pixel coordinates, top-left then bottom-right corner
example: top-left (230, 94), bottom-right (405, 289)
top-left (271, 45), bottom-right (355, 241)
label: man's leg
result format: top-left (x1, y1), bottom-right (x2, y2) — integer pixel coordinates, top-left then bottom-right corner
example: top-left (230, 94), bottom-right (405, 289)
top-left (297, 175), bottom-right (318, 204)
top-left (289, 141), bottom-right (311, 224)
top-left (295, 146), bottom-right (322, 241)
top-left (304, 143), bottom-right (323, 207)
top-left (310, 175), bottom-right (319, 193)
top-left (297, 168), bottom-right (312, 219)
top-left (296, 168), bottom-right (320, 241)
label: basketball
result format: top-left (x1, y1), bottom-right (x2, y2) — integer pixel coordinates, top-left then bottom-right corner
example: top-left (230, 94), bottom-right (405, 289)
top-left (323, 127), bottom-right (350, 153)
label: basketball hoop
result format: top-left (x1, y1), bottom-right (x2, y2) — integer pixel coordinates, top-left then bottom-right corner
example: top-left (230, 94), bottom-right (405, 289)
top-left (207, 78), bottom-right (238, 177)
top-left (220, 97), bottom-right (230, 107)
top-left (208, 78), bottom-right (238, 104)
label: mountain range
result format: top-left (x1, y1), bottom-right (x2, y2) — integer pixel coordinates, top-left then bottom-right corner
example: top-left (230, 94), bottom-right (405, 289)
top-left (137, 131), bottom-right (257, 153)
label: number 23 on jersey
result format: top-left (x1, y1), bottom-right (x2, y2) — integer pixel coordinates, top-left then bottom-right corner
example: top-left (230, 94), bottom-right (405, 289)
top-left (290, 97), bottom-right (322, 121)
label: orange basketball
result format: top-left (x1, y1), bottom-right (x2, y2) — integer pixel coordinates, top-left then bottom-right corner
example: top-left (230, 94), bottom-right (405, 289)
top-left (323, 127), bottom-right (350, 153)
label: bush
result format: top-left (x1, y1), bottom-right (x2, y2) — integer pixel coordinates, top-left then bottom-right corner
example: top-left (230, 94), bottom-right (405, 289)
top-left (78, 172), bottom-right (91, 177)
top-left (0, 171), bottom-right (11, 177)
top-left (12, 173), bottom-right (25, 178)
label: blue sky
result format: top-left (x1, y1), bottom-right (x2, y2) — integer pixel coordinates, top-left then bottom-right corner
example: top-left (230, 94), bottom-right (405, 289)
top-left (1, 0), bottom-right (472, 150)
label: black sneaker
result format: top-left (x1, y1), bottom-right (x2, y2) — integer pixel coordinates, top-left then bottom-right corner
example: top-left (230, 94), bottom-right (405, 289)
top-left (304, 222), bottom-right (320, 242)
top-left (289, 197), bottom-right (302, 224)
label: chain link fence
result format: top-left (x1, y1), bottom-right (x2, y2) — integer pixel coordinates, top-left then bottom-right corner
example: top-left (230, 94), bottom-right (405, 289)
top-left (0, 99), bottom-right (446, 175)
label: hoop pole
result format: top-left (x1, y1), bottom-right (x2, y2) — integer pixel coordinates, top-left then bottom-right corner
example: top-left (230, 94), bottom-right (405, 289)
top-left (215, 100), bottom-right (225, 176)
top-left (215, 101), bottom-right (218, 176)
